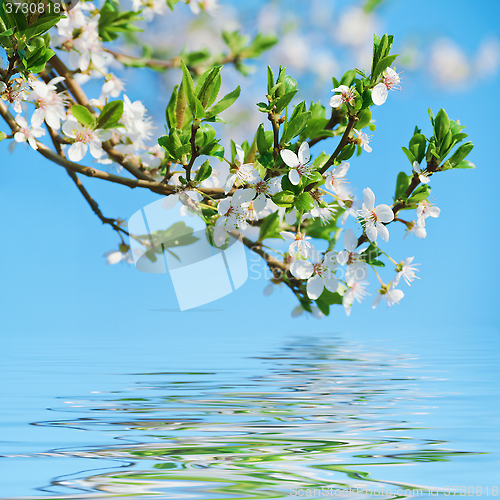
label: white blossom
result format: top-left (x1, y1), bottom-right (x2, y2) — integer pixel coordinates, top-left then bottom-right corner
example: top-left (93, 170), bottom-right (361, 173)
top-left (373, 282), bottom-right (404, 308)
top-left (413, 161), bottom-right (430, 184)
top-left (372, 67), bottom-right (401, 106)
top-left (280, 142), bottom-right (314, 185)
top-left (224, 144), bottom-right (257, 194)
top-left (343, 280), bottom-right (369, 316)
top-left (359, 187), bottom-right (394, 243)
top-left (291, 248), bottom-right (338, 300)
top-left (14, 114), bottom-right (45, 150)
top-left (62, 120), bottom-right (112, 162)
top-left (324, 161), bottom-right (350, 193)
top-left (330, 85), bottom-right (356, 108)
top-left (280, 231), bottom-right (312, 259)
top-left (336, 228), bottom-right (368, 283)
top-left (394, 257), bottom-right (420, 287)
top-left (29, 77), bottom-right (67, 130)
top-left (354, 128), bottom-right (372, 152)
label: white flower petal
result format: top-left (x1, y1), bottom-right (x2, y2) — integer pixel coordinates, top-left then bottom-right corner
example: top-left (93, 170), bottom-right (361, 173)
top-left (281, 149), bottom-right (300, 168)
top-left (68, 142), bottom-right (87, 162)
top-left (307, 275), bottom-right (324, 300)
top-left (376, 222), bottom-right (390, 242)
top-left (291, 260), bottom-right (314, 280)
top-left (344, 228), bottom-right (357, 253)
top-left (363, 187), bottom-right (375, 211)
top-left (371, 83), bottom-right (388, 106)
top-left (374, 204), bottom-right (394, 223)
top-left (298, 142), bottom-right (310, 165)
top-left (289, 169), bottom-right (301, 185)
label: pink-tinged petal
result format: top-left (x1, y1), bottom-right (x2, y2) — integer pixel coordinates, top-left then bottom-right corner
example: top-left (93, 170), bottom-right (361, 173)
top-left (161, 193), bottom-right (179, 210)
top-left (289, 168), bottom-right (301, 185)
top-left (337, 250), bottom-right (349, 266)
top-left (344, 228), bottom-right (357, 252)
top-left (281, 149), bottom-right (300, 168)
top-left (291, 260), bottom-right (314, 280)
top-left (280, 231), bottom-right (295, 241)
top-left (371, 83), bottom-right (388, 106)
top-left (366, 223), bottom-right (377, 242)
top-left (323, 273), bottom-right (339, 293)
top-left (298, 142), bottom-right (310, 165)
top-left (307, 275), bottom-right (324, 300)
top-left (429, 207), bottom-right (440, 218)
top-left (224, 173), bottom-right (237, 194)
top-left (376, 222), bottom-right (390, 242)
top-left (372, 294), bottom-right (382, 308)
top-left (374, 204), bottom-right (394, 223)
top-left (363, 187), bottom-right (375, 211)
top-left (329, 95), bottom-right (342, 108)
top-left (105, 251), bottom-right (123, 265)
top-left (68, 142), bottom-right (87, 162)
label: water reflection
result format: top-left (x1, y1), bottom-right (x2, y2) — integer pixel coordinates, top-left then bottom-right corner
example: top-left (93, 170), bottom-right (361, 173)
top-left (13, 339), bottom-right (481, 498)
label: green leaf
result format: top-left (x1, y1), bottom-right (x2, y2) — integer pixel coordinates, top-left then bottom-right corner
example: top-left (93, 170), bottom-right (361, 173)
top-left (272, 190), bottom-right (296, 208)
top-left (181, 60), bottom-right (205, 119)
top-left (281, 111), bottom-right (311, 144)
top-left (401, 146), bottom-right (415, 164)
top-left (372, 54), bottom-right (398, 83)
top-left (195, 159), bottom-right (212, 182)
top-left (165, 85), bottom-right (178, 130)
top-left (407, 184), bottom-right (431, 204)
top-left (442, 142), bottom-right (474, 169)
top-left (196, 66), bottom-right (222, 109)
top-left (295, 192), bottom-right (315, 211)
top-left (258, 212), bottom-right (282, 241)
top-left (97, 100), bottom-right (124, 129)
top-left (356, 108), bottom-right (372, 130)
top-left (274, 90), bottom-right (298, 114)
top-left (434, 109), bottom-right (450, 141)
top-left (267, 66), bottom-right (275, 95)
top-left (206, 86), bottom-right (241, 118)
top-left (395, 171), bottom-right (411, 200)
top-left (0, 131), bottom-right (6, 141)
top-left (256, 123), bottom-right (269, 155)
top-left (337, 144), bottom-right (356, 161)
top-left (409, 133), bottom-right (426, 163)
top-left (71, 105), bottom-right (95, 126)
top-left (453, 160), bottom-right (475, 169)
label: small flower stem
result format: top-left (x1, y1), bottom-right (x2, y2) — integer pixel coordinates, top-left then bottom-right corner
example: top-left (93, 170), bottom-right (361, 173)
top-left (370, 264), bottom-right (385, 286)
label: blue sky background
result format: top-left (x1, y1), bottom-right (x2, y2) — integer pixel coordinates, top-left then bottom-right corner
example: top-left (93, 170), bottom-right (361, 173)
top-left (0, 0), bottom-right (499, 346)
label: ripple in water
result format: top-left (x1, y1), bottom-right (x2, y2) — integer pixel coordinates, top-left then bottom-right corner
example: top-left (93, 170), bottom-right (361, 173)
top-left (7, 339), bottom-right (481, 499)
